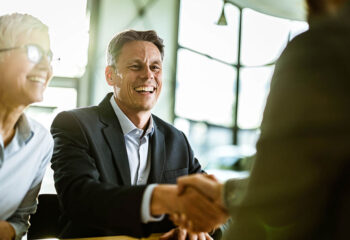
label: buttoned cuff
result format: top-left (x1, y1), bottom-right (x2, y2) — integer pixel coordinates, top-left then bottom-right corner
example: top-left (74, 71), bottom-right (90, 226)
top-left (141, 184), bottom-right (165, 223)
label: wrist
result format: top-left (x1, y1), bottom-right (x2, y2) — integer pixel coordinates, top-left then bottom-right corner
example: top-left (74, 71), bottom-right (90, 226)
top-left (0, 221), bottom-right (16, 240)
top-left (8, 223), bottom-right (15, 240)
top-left (151, 184), bottom-right (177, 215)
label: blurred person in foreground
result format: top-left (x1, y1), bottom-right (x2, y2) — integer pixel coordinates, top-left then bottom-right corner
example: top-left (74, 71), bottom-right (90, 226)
top-left (174, 0), bottom-right (350, 239)
top-left (50, 29), bottom-right (226, 240)
top-left (0, 13), bottom-right (53, 240)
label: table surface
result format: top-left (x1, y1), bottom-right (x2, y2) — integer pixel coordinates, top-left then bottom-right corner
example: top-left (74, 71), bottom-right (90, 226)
top-left (58, 233), bottom-right (163, 240)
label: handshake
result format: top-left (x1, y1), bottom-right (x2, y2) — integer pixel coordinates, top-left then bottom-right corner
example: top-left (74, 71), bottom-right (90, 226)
top-left (152, 174), bottom-right (230, 238)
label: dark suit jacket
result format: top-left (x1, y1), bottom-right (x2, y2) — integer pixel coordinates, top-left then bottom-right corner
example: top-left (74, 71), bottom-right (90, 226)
top-left (224, 3), bottom-right (350, 240)
top-left (50, 93), bottom-right (203, 238)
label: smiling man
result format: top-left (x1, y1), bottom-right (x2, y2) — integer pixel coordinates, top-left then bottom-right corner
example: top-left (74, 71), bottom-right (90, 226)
top-left (50, 30), bottom-right (219, 239)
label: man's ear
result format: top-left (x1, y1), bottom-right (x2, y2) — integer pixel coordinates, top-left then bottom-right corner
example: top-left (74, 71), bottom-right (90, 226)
top-left (105, 65), bottom-right (116, 86)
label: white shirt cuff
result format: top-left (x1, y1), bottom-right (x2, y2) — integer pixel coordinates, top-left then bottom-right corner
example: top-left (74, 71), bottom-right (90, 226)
top-left (141, 184), bottom-right (165, 223)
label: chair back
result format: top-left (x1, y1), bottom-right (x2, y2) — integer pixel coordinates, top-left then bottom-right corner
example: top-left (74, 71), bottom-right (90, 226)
top-left (27, 194), bottom-right (60, 240)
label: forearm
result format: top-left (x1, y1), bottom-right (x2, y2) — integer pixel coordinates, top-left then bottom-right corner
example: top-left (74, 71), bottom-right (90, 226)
top-left (150, 184), bottom-right (177, 215)
top-left (6, 184), bottom-right (41, 240)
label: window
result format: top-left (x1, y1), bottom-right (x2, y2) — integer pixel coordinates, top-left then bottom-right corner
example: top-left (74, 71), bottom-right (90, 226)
top-left (174, 0), bottom-right (308, 166)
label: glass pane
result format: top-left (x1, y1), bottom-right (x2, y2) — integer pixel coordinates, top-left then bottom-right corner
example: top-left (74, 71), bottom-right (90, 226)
top-left (289, 20), bottom-right (309, 40)
top-left (0, 0), bottom-right (89, 77)
top-left (179, 0), bottom-right (239, 63)
top-left (241, 8), bottom-right (290, 66)
top-left (174, 118), bottom-right (233, 169)
top-left (26, 87), bottom-right (77, 129)
top-left (238, 66), bottom-right (274, 129)
top-left (26, 87), bottom-right (77, 194)
top-left (237, 129), bottom-right (260, 149)
top-left (175, 49), bottom-right (236, 127)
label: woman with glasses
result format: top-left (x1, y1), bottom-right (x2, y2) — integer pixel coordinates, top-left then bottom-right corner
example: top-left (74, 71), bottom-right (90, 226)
top-left (0, 13), bottom-right (53, 240)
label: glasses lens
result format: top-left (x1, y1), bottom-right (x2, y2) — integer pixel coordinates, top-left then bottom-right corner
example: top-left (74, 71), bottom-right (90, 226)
top-left (26, 45), bottom-right (41, 63)
top-left (47, 50), bottom-right (53, 62)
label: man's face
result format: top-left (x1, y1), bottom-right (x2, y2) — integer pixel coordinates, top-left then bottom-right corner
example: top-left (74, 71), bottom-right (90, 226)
top-left (0, 30), bottom-right (52, 105)
top-left (111, 40), bottom-right (163, 115)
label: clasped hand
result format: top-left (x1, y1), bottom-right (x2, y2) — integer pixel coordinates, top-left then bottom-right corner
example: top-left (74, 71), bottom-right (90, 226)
top-left (170, 174), bottom-right (229, 234)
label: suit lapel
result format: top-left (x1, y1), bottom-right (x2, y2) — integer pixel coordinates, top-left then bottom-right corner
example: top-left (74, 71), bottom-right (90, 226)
top-left (99, 93), bottom-right (131, 186)
top-left (148, 119), bottom-right (166, 183)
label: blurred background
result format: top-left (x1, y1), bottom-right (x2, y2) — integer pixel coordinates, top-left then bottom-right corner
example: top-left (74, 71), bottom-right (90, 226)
top-left (0, 0), bottom-right (308, 192)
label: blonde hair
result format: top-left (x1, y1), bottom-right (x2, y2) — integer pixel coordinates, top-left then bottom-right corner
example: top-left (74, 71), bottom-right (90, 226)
top-left (0, 13), bottom-right (48, 49)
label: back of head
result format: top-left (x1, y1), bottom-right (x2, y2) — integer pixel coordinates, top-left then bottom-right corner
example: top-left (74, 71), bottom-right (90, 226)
top-left (306, 0), bottom-right (348, 19)
top-left (106, 29), bottom-right (164, 67)
top-left (0, 13), bottom-right (48, 49)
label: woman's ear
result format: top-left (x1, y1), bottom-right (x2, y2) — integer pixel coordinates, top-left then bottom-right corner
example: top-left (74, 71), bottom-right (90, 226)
top-left (105, 65), bottom-right (115, 86)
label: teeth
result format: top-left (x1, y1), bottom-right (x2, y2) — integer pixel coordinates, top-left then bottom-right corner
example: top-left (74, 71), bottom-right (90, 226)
top-left (134, 86), bottom-right (155, 92)
top-left (29, 77), bottom-right (46, 84)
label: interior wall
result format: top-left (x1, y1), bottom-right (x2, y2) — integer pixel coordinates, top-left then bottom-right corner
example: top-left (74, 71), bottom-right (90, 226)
top-left (88, 0), bottom-right (179, 123)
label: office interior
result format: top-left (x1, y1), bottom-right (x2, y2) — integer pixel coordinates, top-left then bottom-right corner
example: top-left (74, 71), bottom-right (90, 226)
top-left (1, 0), bottom-right (308, 193)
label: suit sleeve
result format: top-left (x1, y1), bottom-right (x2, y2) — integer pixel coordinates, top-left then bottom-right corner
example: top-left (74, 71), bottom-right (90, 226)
top-left (50, 111), bottom-right (147, 235)
top-left (224, 34), bottom-right (350, 239)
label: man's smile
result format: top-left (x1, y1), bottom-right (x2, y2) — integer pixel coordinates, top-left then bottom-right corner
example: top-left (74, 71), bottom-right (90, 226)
top-left (134, 86), bottom-right (156, 94)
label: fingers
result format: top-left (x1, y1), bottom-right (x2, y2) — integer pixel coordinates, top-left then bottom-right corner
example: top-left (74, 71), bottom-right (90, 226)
top-left (205, 232), bottom-right (214, 240)
top-left (177, 174), bottom-right (221, 202)
top-left (159, 227), bottom-right (187, 240)
top-left (189, 232), bottom-right (198, 240)
top-left (159, 228), bottom-right (176, 240)
top-left (170, 212), bottom-right (193, 230)
top-left (177, 187), bottom-right (228, 233)
top-left (177, 174), bottom-right (205, 195)
top-left (178, 227), bottom-right (187, 240)
top-left (205, 174), bottom-right (218, 182)
top-left (188, 232), bottom-right (213, 240)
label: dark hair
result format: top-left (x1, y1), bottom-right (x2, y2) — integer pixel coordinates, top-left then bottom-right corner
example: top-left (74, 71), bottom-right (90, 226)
top-left (306, 0), bottom-right (347, 18)
top-left (107, 29), bottom-right (164, 66)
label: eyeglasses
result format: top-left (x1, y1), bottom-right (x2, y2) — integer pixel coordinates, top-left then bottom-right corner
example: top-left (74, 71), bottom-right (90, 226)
top-left (0, 44), bottom-right (53, 64)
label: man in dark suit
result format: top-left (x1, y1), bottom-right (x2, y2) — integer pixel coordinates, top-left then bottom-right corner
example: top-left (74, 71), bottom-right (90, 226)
top-left (50, 30), bottom-right (224, 239)
top-left (174, 0), bottom-right (350, 239)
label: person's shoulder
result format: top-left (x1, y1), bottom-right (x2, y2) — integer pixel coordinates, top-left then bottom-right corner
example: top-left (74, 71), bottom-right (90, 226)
top-left (152, 114), bottom-right (183, 135)
top-left (286, 15), bottom-right (348, 56)
top-left (64, 105), bottom-right (99, 116)
top-left (54, 105), bottom-right (100, 122)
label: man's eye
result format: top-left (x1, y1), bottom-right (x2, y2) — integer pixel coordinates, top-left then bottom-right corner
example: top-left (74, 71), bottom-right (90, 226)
top-left (151, 65), bottom-right (161, 71)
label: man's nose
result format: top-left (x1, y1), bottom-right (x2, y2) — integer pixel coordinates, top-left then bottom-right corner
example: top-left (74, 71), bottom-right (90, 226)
top-left (141, 66), bottom-right (154, 80)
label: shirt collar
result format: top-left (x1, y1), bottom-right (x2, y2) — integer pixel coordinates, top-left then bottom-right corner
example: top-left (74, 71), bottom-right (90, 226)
top-left (109, 95), bottom-right (154, 137)
top-left (16, 114), bottom-right (34, 144)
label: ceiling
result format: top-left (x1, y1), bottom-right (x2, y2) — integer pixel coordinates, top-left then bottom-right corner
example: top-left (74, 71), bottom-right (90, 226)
top-left (227, 0), bottom-right (307, 21)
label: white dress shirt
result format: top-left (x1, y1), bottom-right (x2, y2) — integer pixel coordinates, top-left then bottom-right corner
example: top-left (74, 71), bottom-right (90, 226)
top-left (109, 96), bottom-right (163, 223)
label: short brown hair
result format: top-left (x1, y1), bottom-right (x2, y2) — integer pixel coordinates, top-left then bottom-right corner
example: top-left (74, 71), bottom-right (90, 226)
top-left (107, 29), bottom-right (164, 66)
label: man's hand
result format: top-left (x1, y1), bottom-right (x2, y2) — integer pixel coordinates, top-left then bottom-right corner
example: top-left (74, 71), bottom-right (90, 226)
top-left (173, 187), bottom-right (228, 233)
top-left (177, 174), bottom-right (225, 208)
top-left (0, 221), bottom-right (15, 240)
top-left (150, 184), bottom-right (228, 233)
top-left (159, 227), bottom-right (213, 240)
